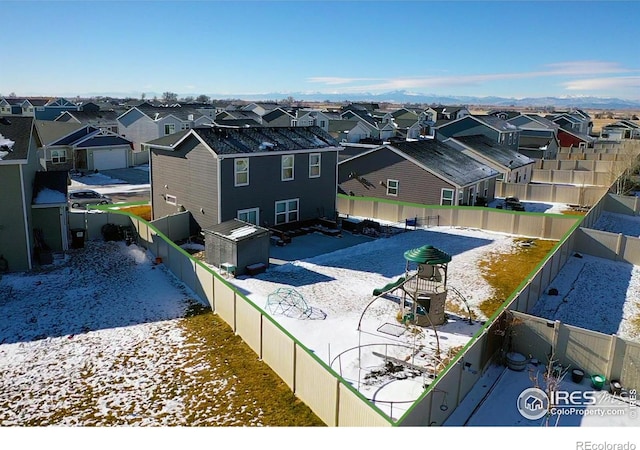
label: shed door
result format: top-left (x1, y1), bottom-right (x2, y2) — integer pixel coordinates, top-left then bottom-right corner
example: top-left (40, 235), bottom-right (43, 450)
top-left (93, 148), bottom-right (128, 170)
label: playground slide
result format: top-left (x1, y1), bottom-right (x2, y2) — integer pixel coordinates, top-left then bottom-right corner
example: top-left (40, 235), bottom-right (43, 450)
top-left (372, 277), bottom-right (406, 296)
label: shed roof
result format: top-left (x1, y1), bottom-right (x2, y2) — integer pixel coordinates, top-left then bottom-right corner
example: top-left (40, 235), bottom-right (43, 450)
top-left (203, 219), bottom-right (269, 242)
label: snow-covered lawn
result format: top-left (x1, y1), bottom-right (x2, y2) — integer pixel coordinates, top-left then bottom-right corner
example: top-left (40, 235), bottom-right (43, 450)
top-left (592, 210), bottom-right (640, 237)
top-left (229, 224), bottom-right (529, 419)
top-left (0, 241), bottom-right (319, 426)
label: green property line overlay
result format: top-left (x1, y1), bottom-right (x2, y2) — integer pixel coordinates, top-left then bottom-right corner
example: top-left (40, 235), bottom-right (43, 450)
top-left (395, 208), bottom-right (584, 423)
top-left (98, 208), bottom-right (395, 426)
top-left (100, 199), bottom-right (584, 426)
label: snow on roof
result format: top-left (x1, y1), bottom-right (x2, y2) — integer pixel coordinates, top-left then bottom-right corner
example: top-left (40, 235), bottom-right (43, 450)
top-left (228, 225), bottom-right (258, 240)
top-left (33, 188), bottom-right (66, 205)
top-left (0, 134), bottom-right (15, 160)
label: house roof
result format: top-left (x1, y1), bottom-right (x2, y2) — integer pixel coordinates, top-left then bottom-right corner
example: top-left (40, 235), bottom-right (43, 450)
top-left (519, 135), bottom-right (555, 149)
top-left (147, 125), bottom-right (340, 155)
top-left (262, 108), bottom-right (293, 123)
top-left (34, 120), bottom-right (85, 145)
top-left (138, 105), bottom-right (206, 121)
top-left (472, 115), bottom-right (519, 132)
top-left (1, 97), bottom-right (49, 107)
top-left (213, 118), bottom-right (262, 127)
top-left (0, 116), bottom-right (33, 161)
top-left (55, 109), bottom-right (121, 123)
top-left (328, 119), bottom-right (361, 133)
top-left (450, 135), bottom-right (534, 169)
top-left (389, 139), bottom-right (499, 187)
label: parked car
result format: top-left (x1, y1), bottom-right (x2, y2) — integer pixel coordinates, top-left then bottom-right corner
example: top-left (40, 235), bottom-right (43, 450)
top-left (68, 189), bottom-right (112, 209)
top-left (498, 196), bottom-right (525, 211)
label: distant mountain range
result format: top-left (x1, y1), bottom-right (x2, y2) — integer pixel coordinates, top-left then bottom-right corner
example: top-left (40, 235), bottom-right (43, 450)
top-left (82, 89), bottom-right (640, 110)
top-left (208, 90), bottom-right (640, 110)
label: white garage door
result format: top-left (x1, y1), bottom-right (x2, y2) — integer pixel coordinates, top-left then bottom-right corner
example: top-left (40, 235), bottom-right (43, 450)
top-left (93, 148), bottom-right (128, 170)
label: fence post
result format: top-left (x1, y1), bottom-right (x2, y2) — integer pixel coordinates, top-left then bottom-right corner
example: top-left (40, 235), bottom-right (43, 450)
top-left (615, 233), bottom-right (625, 261)
top-left (606, 334), bottom-right (617, 381)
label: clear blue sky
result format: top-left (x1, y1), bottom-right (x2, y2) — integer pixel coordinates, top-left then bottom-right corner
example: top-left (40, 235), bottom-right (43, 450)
top-left (1, 0), bottom-right (639, 100)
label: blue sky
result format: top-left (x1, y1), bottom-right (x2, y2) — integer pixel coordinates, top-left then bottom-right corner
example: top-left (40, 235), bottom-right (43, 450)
top-left (1, 0), bottom-right (639, 100)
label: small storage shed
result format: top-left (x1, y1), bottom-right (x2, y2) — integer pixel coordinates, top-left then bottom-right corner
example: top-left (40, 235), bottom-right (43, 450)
top-left (203, 219), bottom-right (270, 276)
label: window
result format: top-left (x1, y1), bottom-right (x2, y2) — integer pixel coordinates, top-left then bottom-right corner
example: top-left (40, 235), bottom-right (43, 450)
top-left (458, 190), bottom-right (464, 205)
top-left (51, 149), bottom-right (66, 164)
top-left (508, 133), bottom-right (513, 145)
top-left (237, 207), bottom-right (259, 225)
top-left (164, 123), bottom-right (175, 135)
top-left (275, 199), bottom-right (299, 225)
top-left (281, 155), bottom-right (294, 181)
top-left (309, 153), bottom-right (321, 178)
top-left (320, 120), bottom-right (326, 128)
top-left (441, 188), bottom-right (454, 206)
top-left (500, 134), bottom-right (506, 144)
top-left (166, 194), bottom-right (177, 205)
top-left (386, 179), bottom-right (399, 196)
top-left (234, 158), bottom-right (249, 186)
top-left (484, 180), bottom-right (489, 197)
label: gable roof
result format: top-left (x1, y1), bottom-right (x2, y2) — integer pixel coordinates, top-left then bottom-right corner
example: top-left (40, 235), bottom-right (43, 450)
top-left (0, 116), bottom-right (34, 162)
top-left (388, 140), bottom-right (499, 187)
top-left (262, 108), bottom-right (294, 123)
top-left (448, 135), bottom-right (534, 169)
top-left (437, 114), bottom-right (519, 134)
top-left (147, 125), bottom-right (340, 156)
top-left (34, 120), bottom-right (86, 146)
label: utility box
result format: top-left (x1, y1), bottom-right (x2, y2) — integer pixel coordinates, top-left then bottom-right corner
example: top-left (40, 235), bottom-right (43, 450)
top-left (203, 219), bottom-right (270, 276)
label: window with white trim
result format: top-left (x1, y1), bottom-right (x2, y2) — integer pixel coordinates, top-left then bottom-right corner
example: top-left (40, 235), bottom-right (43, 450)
top-left (51, 149), bottom-right (66, 164)
top-left (281, 155), bottom-right (294, 181)
top-left (234, 158), bottom-right (249, 186)
top-left (386, 179), bottom-right (399, 196)
top-left (275, 198), bottom-right (299, 225)
top-left (441, 188), bottom-right (454, 206)
top-left (164, 123), bottom-right (175, 135)
top-left (237, 207), bottom-right (259, 225)
top-left (166, 194), bottom-right (177, 205)
top-left (458, 190), bottom-right (464, 205)
top-left (484, 180), bottom-right (489, 197)
top-left (309, 153), bottom-right (321, 178)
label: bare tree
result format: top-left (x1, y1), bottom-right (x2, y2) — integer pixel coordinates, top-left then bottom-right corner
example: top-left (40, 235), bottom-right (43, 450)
top-left (162, 91), bottom-right (178, 103)
top-left (181, 96), bottom-right (195, 103)
top-left (141, 93), bottom-right (146, 100)
top-left (196, 94), bottom-right (210, 104)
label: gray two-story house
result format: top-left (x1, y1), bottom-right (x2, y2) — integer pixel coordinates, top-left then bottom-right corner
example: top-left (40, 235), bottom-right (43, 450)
top-left (145, 126), bottom-right (342, 231)
top-left (435, 115), bottom-right (521, 152)
top-left (338, 139), bottom-right (499, 207)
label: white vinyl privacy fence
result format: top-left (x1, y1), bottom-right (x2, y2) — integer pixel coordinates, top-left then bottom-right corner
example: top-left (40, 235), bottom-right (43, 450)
top-left (70, 172), bottom-right (640, 426)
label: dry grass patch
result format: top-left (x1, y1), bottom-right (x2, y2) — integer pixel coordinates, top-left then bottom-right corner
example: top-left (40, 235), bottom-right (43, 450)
top-left (119, 205), bottom-right (151, 221)
top-left (478, 238), bottom-right (558, 318)
top-left (178, 301), bottom-right (325, 426)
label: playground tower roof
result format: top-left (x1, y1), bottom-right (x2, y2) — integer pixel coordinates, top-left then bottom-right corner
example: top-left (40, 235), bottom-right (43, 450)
top-left (403, 245), bottom-right (452, 264)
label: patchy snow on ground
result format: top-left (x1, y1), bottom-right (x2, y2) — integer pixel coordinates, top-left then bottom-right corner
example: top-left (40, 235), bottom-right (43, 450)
top-left (592, 211), bottom-right (640, 237)
top-left (531, 252), bottom-right (640, 342)
top-left (447, 362), bottom-right (640, 427)
top-left (489, 197), bottom-right (571, 214)
top-left (528, 209), bottom-right (640, 342)
top-left (228, 224), bottom-right (523, 419)
top-left (0, 241), bottom-right (267, 426)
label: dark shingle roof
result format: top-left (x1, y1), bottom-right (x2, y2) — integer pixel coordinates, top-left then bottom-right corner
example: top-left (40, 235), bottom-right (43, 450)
top-left (390, 139), bottom-right (499, 186)
top-left (262, 108), bottom-right (293, 122)
top-left (473, 115), bottom-right (520, 132)
top-left (148, 125), bottom-right (339, 155)
top-left (453, 135), bottom-right (534, 169)
top-left (0, 116), bottom-right (34, 161)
